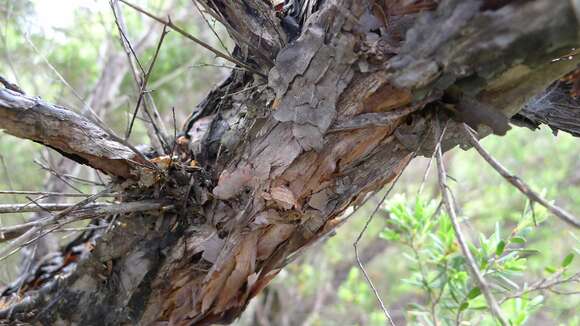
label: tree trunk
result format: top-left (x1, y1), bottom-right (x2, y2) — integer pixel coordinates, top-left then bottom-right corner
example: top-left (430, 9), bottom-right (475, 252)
top-left (0, 0), bottom-right (579, 325)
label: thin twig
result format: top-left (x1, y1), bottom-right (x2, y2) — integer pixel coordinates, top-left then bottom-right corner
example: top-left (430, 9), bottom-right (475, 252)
top-left (351, 123), bottom-right (434, 326)
top-left (119, 0), bottom-right (266, 78)
top-left (170, 107), bottom-right (178, 159)
top-left (0, 190), bottom-right (114, 198)
top-left (125, 24), bottom-right (169, 141)
top-left (417, 120), bottom-right (448, 196)
top-left (191, 0), bottom-right (231, 55)
top-left (0, 203), bottom-right (104, 214)
top-left (500, 271), bottom-right (580, 303)
top-left (111, 5), bottom-right (146, 76)
top-left (435, 122), bottom-right (508, 326)
top-left (352, 156), bottom-right (419, 326)
top-left (353, 168), bottom-right (407, 326)
top-left (0, 201), bottom-right (165, 236)
top-left (23, 36), bottom-right (106, 127)
top-left (33, 160), bottom-right (104, 188)
top-left (111, 0), bottom-right (170, 152)
top-left (0, 188), bottom-right (110, 260)
top-left (24, 196), bottom-right (57, 217)
top-left (149, 58), bottom-right (197, 90)
top-left (190, 63), bottom-right (244, 71)
top-left (464, 125), bottom-right (580, 228)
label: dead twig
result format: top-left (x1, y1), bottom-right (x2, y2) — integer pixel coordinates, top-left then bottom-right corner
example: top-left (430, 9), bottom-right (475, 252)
top-left (0, 203), bottom-right (103, 214)
top-left (350, 120), bottom-right (434, 326)
top-left (352, 167), bottom-right (405, 326)
top-left (111, 0), bottom-right (170, 151)
top-left (500, 271), bottom-right (580, 303)
top-left (417, 120), bottom-right (448, 196)
top-left (0, 191), bottom-right (114, 198)
top-left (435, 122), bottom-right (508, 326)
top-left (191, 0), bottom-right (231, 55)
top-left (464, 125), bottom-right (580, 228)
top-left (125, 24), bottom-right (170, 142)
top-left (0, 188), bottom-right (111, 260)
top-left (119, 0), bottom-right (267, 78)
top-left (352, 154), bottom-right (420, 325)
top-left (0, 201), bottom-right (166, 237)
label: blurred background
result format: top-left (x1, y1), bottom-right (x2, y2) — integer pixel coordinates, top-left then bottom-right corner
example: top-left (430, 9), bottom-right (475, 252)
top-left (0, 1), bottom-right (578, 325)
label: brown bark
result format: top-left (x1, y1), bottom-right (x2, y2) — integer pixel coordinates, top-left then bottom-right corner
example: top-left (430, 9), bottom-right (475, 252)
top-left (0, 0), bottom-right (579, 325)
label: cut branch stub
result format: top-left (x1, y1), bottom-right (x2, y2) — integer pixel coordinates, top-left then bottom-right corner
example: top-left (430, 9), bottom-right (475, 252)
top-left (0, 89), bottom-right (150, 179)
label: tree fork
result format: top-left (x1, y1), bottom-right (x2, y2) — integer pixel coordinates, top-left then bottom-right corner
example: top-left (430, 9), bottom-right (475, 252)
top-left (0, 0), bottom-right (579, 325)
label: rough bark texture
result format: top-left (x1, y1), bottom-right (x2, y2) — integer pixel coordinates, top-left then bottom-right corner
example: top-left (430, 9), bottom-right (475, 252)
top-left (0, 0), bottom-right (579, 325)
top-left (0, 89), bottom-right (151, 179)
top-left (514, 80), bottom-right (580, 136)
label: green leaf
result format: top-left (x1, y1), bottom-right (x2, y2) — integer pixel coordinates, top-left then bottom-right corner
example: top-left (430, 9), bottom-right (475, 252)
top-left (545, 266), bottom-right (557, 274)
top-left (562, 253), bottom-right (575, 268)
top-left (480, 259), bottom-right (489, 270)
top-left (496, 240), bottom-right (507, 256)
top-left (517, 249), bottom-right (541, 259)
top-left (459, 302), bottom-right (469, 312)
top-left (467, 287), bottom-right (482, 299)
top-left (510, 237), bottom-right (526, 244)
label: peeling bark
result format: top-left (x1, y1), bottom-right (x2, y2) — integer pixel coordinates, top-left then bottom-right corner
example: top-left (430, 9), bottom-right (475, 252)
top-left (0, 0), bottom-right (579, 325)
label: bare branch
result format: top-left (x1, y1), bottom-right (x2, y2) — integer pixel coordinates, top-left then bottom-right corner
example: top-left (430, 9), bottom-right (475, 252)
top-left (119, 0), bottom-right (267, 78)
top-left (191, 0), bottom-right (231, 55)
top-left (351, 130), bottom-right (432, 325)
top-left (0, 89), bottom-right (150, 178)
top-left (0, 203), bottom-right (108, 214)
top-left (125, 24), bottom-right (169, 142)
top-left (0, 191), bottom-right (114, 198)
top-left (0, 201), bottom-right (166, 237)
top-left (435, 121), bottom-right (508, 326)
top-left (500, 271), bottom-right (580, 303)
top-left (464, 125), bottom-right (580, 228)
top-left (0, 189), bottom-right (110, 261)
top-left (110, 0), bottom-right (171, 151)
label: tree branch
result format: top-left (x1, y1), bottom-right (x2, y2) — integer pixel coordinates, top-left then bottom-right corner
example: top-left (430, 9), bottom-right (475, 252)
top-left (1, 0), bottom-right (580, 324)
top-left (0, 89), bottom-right (151, 179)
top-left (435, 121), bottom-right (508, 326)
top-left (464, 125), bottom-right (580, 228)
top-left (0, 201), bottom-right (166, 241)
top-left (119, 0), bottom-right (267, 77)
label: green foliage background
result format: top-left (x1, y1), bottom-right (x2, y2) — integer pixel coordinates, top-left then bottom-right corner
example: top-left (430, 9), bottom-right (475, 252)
top-left (0, 1), bottom-right (578, 325)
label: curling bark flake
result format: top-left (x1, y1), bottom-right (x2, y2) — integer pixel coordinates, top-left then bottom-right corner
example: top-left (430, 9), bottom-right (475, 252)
top-left (0, 0), bottom-right (579, 325)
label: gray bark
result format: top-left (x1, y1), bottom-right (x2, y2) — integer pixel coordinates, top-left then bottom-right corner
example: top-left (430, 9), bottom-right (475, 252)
top-left (0, 0), bottom-right (579, 325)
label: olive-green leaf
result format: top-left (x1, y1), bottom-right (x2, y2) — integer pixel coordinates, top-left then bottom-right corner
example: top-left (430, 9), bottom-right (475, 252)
top-left (562, 253), bottom-right (575, 268)
top-left (467, 287), bottom-right (482, 300)
top-left (496, 240), bottom-right (507, 256)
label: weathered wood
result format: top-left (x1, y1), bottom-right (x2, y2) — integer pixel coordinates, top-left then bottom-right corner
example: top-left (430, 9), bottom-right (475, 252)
top-left (0, 0), bottom-right (579, 325)
top-left (513, 81), bottom-right (580, 136)
top-left (0, 89), bottom-right (152, 179)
